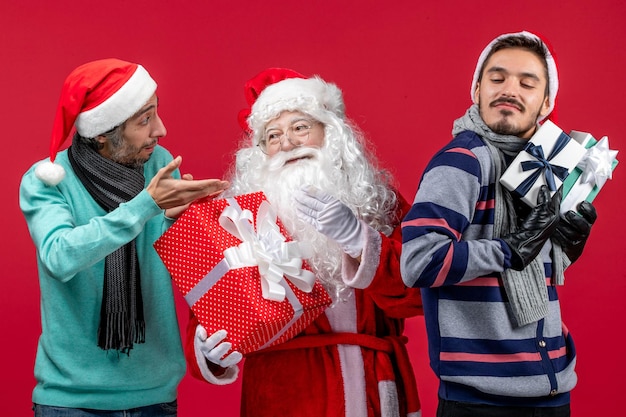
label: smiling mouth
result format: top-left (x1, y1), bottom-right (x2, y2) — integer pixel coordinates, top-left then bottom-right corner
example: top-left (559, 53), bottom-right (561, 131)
top-left (496, 103), bottom-right (521, 112)
top-left (286, 155), bottom-right (313, 164)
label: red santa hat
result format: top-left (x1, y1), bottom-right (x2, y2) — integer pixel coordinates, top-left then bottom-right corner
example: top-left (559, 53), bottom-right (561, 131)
top-left (35, 58), bottom-right (157, 186)
top-left (470, 30), bottom-right (559, 122)
top-left (238, 68), bottom-right (345, 145)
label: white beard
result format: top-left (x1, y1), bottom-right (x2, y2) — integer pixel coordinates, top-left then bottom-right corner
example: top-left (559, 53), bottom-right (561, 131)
top-left (231, 146), bottom-right (350, 300)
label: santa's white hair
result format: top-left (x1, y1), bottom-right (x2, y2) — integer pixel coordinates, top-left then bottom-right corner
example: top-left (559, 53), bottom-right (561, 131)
top-left (225, 97), bottom-right (399, 300)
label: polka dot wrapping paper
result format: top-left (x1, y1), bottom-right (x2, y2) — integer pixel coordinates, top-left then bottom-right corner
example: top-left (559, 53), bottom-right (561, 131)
top-left (154, 191), bottom-right (332, 355)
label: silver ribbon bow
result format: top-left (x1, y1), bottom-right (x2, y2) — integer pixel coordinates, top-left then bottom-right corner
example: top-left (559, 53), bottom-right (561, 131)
top-left (577, 136), bottom-right (618, 188)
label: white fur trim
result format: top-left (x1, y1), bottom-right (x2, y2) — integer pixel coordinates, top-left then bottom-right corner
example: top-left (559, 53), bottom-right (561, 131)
top-left (378, 380), bottom-right (400, 417)
top-left (75, 65), bottom-right (157, 138)
top-left (248, 77), bottom-right (344, 143)
top-left (341, 222), bottom-right (382, 289)
top-left (326, 296), bottom-right (367, 417)
top-left (339, 344), bottom-right (367, 417)
top-left (471, 31), bottom-right (558, 121)
top-left (34, 160), bottom-right (66, 186)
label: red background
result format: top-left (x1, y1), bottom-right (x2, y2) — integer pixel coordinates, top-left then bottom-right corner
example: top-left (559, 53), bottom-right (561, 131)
top-left (2, 1), bottom-right (624, 416)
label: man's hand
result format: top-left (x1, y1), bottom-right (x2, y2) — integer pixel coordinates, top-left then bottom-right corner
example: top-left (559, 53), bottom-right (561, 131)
top-left (295, 185), bottom-right (364, 258)
top-left (147, 156), bottom-right (229, 212)
top-left (501, 185), bottom-right (561, 270)
top-left (553, 200), bottom-right (597, 263)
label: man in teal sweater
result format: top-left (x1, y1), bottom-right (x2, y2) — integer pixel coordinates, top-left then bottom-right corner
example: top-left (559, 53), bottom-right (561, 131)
top-left (20, 59), bottom-right (238, 416)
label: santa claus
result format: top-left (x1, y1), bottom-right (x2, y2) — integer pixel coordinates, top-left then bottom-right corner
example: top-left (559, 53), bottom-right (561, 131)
top-left (187, 68), bottom-right (424, 417)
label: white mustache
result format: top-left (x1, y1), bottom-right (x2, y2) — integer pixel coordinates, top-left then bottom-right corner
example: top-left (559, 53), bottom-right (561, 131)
top-left (266, 147), bottom-right (322, 172)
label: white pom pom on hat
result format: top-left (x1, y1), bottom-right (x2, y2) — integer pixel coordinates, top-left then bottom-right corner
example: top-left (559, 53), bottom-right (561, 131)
top-left (237, 68), bottom-right (345, 145)
top-left (36, 58), bottom-right (157, 186)
top-left (34, 160), bottom-right (66, 185)
top-left (470, 30), bottom-right (559, 122)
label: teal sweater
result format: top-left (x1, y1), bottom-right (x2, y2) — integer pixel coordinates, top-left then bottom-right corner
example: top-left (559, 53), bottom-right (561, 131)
top-left (20, 145), bottom-right (186, 410)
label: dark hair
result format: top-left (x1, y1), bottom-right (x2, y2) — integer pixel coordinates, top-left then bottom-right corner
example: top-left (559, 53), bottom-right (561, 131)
top-left (74, 123), bottom-right (125, 151)
top-left (477, 35), bottom-right (550, 96)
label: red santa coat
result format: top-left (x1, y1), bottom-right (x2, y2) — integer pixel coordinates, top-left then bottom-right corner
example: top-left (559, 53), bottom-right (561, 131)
top-left (185, 196), bottom-right (423, 417)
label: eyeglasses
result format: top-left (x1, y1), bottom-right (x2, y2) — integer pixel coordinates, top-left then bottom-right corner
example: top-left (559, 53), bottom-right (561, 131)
top-left (258, 120), bottom-right (319, 155)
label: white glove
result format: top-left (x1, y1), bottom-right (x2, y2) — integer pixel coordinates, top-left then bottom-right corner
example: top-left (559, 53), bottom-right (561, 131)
top-left (295, 186), bottom-right (364, 258)
top-left (195, 325), bottom-right (243, 368)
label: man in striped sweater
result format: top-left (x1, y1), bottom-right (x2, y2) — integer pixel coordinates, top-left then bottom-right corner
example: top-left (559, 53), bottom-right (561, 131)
top-left (400, 31), bottom-right (597, 417)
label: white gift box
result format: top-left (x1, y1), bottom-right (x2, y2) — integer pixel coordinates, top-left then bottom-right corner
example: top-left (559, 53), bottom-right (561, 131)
top-left (560, 132), bottom-right (618, 214)
top-left (500, 120), bottom-right (587, 207)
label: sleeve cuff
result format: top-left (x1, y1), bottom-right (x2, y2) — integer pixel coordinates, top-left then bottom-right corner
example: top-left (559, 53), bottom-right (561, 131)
top-left (341, 222), bottom-right (382, 289)
top-left (497, 238), bottom-right (513, 269)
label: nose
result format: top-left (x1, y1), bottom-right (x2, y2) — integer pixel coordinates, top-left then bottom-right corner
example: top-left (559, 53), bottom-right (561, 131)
top-left (501, 78), bottom-right (519, 97)
top-left (152, 114), bottom-right (167, 138)
top-left (279, 133), bottom-right (296, 151)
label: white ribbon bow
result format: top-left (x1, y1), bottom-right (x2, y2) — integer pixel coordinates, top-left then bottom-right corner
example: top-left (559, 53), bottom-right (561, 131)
top-left (219, 201), bottom-right (315, 302)
top-left (578, 136), bottom-right (618, 188)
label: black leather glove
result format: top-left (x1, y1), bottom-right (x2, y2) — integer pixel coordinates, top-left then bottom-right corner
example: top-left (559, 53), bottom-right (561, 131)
top-left (502, 185), bottom-right (561, 271)
top-left (553, 200), bottom-right (597, 263)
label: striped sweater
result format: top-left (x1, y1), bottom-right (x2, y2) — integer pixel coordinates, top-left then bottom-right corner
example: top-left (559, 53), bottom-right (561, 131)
top-left (400, 130), bottom-right (576, 406)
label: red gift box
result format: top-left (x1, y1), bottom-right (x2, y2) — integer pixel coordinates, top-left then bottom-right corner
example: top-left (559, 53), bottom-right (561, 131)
top-left (154, 191), bottom-right (332, 355)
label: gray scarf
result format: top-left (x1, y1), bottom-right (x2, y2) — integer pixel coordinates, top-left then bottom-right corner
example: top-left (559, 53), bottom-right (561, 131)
top-left (69, 138), bottom-right (146, 353)
top-left (452, 105), bottom-right (565, 327)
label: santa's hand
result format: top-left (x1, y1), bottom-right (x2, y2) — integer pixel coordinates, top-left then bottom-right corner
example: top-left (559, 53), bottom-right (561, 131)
top-left (195, 325), bottom-right (242, 368)
top-left (295, 186), bottom-right (364, 258)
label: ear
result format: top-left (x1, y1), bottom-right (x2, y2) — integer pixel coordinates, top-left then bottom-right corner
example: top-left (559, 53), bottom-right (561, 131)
top-left (94, 134), bottom-right (110, 156)
top-left (473, 82), bottom-right (481, 104)
top-left (538, 95), bottom-right (551, 118)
